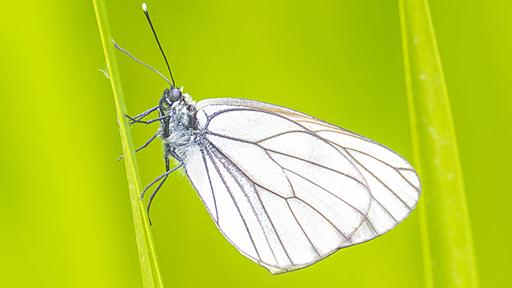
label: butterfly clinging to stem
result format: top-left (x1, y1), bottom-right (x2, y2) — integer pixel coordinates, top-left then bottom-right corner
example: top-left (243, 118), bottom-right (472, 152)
top-left (115, 2), bottom-right (421, 274)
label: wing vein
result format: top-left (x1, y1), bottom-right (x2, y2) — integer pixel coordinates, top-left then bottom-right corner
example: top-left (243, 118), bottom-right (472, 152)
top-left (282, 167), bottom-right (377, 236)
top-left (313, 128), bottom-right (420, 193)
top-left (206, 142), bottom-right (294, 266)
top-left (206, 131), bottom-right (368, 189)
top-left (256, 130), bottom-right (308, 144)
top-left (345, 147), bottom-right (420, 193)
top-left (371, 197), bottom-right (399, 223)
top-left (344, 146), bottom-right (420, 193)
top-left (206, 134), bottom-right (288, 200)
top-left (261, 149), bottom-right (297, 196)
top-left (208, 147), bottom-right (281, 266)
top-left (252, 185), bottom-right (296, 266)
top-left (266, 148), bottom-right (367, 188)
top-left (204, 148), bottom-right (263, 262)
top-left (293, 197), bottom-right (349, 241)
top-left (285, 199), bottom-right (321, 258)
top-left (200, 147), bottom-right (219, 223)
top-left (332, 143), bottom-right (414, 210)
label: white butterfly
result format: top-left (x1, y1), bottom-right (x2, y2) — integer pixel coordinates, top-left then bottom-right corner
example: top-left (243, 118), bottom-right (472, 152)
top-left (118, 3), bottom-right (421, 274)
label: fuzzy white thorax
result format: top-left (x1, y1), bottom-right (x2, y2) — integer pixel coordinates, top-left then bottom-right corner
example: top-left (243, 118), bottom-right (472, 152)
top-left (160, 93), bottom-right (197, 161)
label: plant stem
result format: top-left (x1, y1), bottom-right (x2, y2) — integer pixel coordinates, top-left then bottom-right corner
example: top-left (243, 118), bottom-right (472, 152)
top-left (93, 0), bottom-right (164, 287)
top-left (399, 0), bottom-right (479, 287)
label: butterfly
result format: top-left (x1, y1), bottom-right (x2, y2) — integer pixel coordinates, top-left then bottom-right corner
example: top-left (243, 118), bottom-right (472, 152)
top-left (116, 3), bottom-right (421, 274)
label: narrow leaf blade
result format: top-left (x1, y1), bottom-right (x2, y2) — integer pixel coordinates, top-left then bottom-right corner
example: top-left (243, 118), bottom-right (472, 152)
top-left (399, 0), bottom-right (480, 287)
top-left (93, 0), bottom-right (164, 287)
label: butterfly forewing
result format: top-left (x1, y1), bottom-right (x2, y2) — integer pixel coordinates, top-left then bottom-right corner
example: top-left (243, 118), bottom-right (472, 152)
top-left (183, 98), bottom-right (421, 273)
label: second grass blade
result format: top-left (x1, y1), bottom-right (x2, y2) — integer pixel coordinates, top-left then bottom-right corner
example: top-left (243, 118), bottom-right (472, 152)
top-left (399, 0), bottom-right (479, 287)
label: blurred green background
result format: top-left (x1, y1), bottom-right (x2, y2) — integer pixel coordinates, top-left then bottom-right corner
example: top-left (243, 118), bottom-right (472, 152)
top-left (1, 0), bottom-right (510, 287)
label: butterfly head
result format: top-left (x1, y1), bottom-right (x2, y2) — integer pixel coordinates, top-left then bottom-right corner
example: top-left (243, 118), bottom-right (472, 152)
top-left (162, 87), bottom-right (183, 105)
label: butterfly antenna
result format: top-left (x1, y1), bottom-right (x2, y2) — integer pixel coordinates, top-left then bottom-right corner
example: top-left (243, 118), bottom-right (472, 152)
top-left (112, 40), bottom-right (172, 85)
top-left (142, 3), bottom-right (176, 87)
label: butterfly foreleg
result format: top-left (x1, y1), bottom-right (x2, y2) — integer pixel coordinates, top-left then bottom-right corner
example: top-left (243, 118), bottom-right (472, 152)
top-left (124, 105), bottom-right (159, 123)
top-left (127, 115), bottom-right (169, 125)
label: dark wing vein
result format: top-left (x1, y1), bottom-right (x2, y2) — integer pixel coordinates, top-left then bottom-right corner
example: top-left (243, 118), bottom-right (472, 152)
top-left (295, 120), bottom-right (371, 142)
top-left (269, 117), bottom-right (403, 224)
top-left (311, 129), bottom-right (420, 194)
top-left (252, 184), bottom-right (295, 266)
top-left (282, 167), bottom-right (377, 236)
top-left (287, 119), bottom-right (416, 218)
top-left (371, 197), bottom-right (399, 223)
top-left (285, 199), bottom-right (321, 258)
top-left (256, 130), bottom-right (308, 143)
top-left (347, 148), bottom-right (420, 194)
top-left (200, 147), bottom-right (219, 223)
top-left (261, 149), bottom-right (296, 197)
top-left (208, 146), bottom-right (281, 266)
top-left (204, 107), bottom-right (372, 190)
top-left (206, 130), bottom-right (377, 241)
top-left (327, 141), bottom-right (414, 210)
top-left (204, 107), bottom-right (308, 133)
top-left (206, 131), bottom-right (368, 189)
top-left (265, 148), bottom-right (368, 189)
top-left (344, 147), bottom-right (420, 193)
top-left (258, 148), bottom-right (324, 257)
top-left (293, 197), bottom-right (349, 240)
top-left (205, 133), bottom-right (288, 200)
top-left (311, 128), bottom-right (416, 174)
top-left (330, 147), bottom-right (402, 222)
top-left (206, 142), bottom-right (294, 266)
top-left (204, 148), bottom-right (262, 262)
top-left (206, 130), bottom-right (350, 242)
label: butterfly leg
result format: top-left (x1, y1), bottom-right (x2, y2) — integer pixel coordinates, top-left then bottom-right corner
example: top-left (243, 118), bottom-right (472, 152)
top-left (141, 158), bottom-right (183, 224)
top-left (124, 105), bottom-right (159, 122)
top-left (118, 130), bottom-right (160, 161)
top-left (134, 131), bottom-right (160, 153)
top-left (127, 115), bottom-right (169, 125)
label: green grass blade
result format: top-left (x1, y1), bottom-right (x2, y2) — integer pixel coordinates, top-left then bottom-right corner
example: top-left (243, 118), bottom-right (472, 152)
top-left (399, 0), bottom-right (479, 287)
top-left (93, 1), bottom-right (164, 287)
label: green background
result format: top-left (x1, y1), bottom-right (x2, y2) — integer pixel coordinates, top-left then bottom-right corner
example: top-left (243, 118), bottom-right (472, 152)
top-left (1, 0), bottom-right (510, 287)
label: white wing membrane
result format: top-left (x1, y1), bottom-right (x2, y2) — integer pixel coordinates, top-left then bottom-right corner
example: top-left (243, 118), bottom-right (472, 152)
top-left (184, 98), bottom-right (421, 273)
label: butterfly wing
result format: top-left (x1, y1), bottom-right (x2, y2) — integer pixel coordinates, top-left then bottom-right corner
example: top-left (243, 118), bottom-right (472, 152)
top-left (183, 98), bottom-right (421, 273)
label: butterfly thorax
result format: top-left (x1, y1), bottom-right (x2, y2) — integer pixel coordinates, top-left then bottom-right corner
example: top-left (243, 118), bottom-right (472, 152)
top-left (159, 92), bottom-right (198, 162)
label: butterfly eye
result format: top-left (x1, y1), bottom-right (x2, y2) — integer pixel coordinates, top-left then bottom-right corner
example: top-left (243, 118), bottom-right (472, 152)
top-left (159, 88), bottom-right (172, 107)
top-left (169, 87), bottom-right (182, 101)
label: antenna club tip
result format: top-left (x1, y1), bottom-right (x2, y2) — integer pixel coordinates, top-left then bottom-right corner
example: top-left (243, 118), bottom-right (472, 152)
top-left (142, 2), bottom-right (148, 12)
